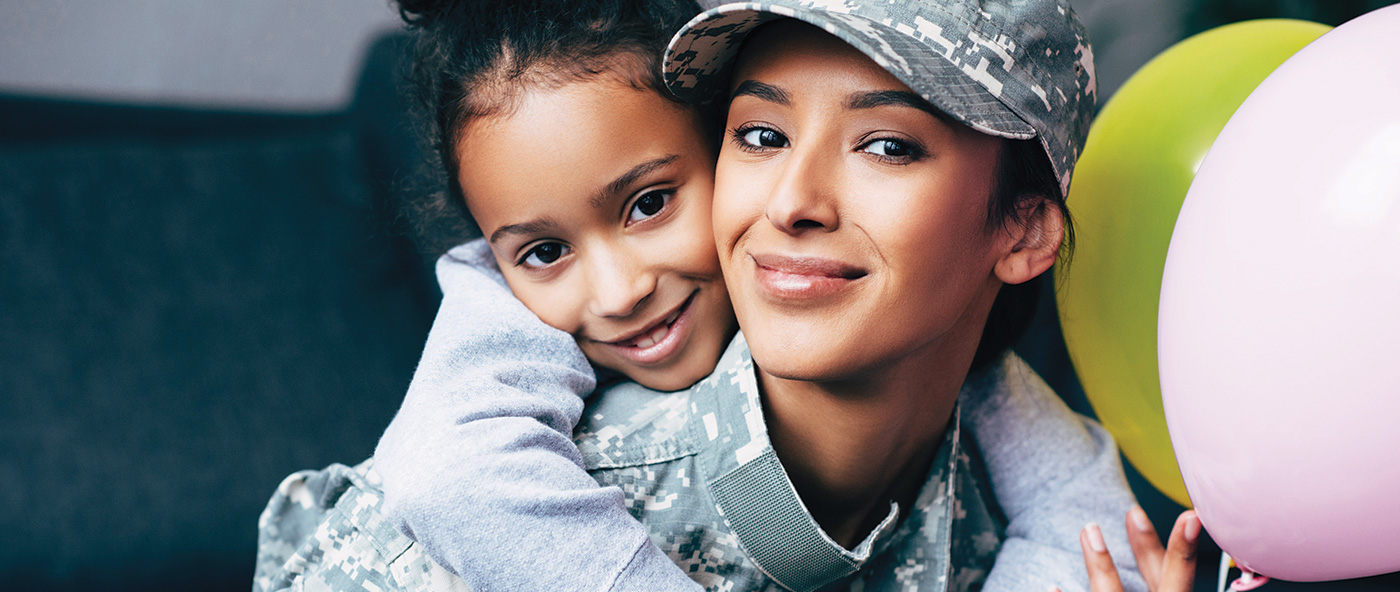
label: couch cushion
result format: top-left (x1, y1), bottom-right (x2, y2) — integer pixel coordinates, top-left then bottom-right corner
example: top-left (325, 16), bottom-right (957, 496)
top-left (0, 117), bottom-right (434, 590)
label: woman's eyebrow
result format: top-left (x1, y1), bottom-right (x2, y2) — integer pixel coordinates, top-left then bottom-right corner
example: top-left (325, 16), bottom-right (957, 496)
top-left (845, 90), bottom-right (950, 122)
top-left (589, 154), bottom-right (680, 210)
top-left (489, 218), bottom-right (560, 245)
top-left (730, 80), bottom-right (791, 105)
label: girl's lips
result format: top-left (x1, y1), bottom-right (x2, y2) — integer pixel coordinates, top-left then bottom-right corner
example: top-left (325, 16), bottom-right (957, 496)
top-left (599, 292), bottom-right (696, 365)
top-left (751, 253), bottom-right (867, 301)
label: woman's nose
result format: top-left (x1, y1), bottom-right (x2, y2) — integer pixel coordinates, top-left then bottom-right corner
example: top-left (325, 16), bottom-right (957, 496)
top-left (765, 141), bottom-right (839, 235)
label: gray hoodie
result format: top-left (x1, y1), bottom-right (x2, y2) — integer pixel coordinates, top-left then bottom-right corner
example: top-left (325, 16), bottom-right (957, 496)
top-left (368, 239), bottom-right (1146, 592)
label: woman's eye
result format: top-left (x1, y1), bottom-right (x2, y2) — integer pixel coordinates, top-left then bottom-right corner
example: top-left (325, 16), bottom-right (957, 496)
top-left (627, 189), bottom-right (674, 224)
top-left (862, 138), bottom-right (915, 158)
top-left (738, 127), bottom-right (789, 149)
top-left (521, 242), bottom-right (570, 268)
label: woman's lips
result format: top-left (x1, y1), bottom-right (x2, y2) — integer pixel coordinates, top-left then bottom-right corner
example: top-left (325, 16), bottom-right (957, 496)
top-left (599, 292), bottom-right (696, 365)
top-left (751, 253), bottom-right (867, 301)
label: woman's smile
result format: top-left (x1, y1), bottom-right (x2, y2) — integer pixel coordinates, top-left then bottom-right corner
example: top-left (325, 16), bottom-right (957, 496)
top-left (750, 253), bottom-right (868, 301)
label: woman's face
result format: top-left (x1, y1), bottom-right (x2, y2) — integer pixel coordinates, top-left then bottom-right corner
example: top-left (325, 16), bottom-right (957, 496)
top-left (713, 22), bottom-right (1017, 382)
top-left (457, 76), bottom-right (735, 391)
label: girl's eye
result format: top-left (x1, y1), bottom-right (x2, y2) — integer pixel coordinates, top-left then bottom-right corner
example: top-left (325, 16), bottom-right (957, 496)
top-left (627, 189), bottom-right (674, 224)
top-left (520, 242), bottom-right (570, 268)
top-left (737, 127), bottom-right (789, 149)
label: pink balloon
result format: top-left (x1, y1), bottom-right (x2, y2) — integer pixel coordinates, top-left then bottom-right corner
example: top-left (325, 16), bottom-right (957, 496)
top-left (1158, 6), bottom-right (1400, 583)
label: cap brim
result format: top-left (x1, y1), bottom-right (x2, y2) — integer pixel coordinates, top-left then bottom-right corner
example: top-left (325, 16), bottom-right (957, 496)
top-left (664, 2), bottom-right (1037, 140)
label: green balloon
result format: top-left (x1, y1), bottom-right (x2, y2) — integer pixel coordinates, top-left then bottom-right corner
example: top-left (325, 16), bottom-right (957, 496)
top-left (1058, 19), bottom-right (1331, 507)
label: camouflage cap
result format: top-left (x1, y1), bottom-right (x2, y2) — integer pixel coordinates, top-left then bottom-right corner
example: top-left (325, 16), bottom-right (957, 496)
top-left (664, 0), bottom-right (1097, 196)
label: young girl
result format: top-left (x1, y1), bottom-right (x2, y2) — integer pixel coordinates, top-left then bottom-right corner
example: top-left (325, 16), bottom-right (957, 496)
top-left (255, 0), bottom-right (1148, 590)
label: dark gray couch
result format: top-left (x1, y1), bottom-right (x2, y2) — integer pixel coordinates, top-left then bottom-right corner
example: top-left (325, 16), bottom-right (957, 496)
top-left (0, 34), bottom-right (438, 592)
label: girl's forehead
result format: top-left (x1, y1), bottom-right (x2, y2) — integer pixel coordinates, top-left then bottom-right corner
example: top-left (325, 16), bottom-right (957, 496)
top-left (460, 78), bottom-right (696, 173)
top-left (456, 77), bottom-right (711, 233)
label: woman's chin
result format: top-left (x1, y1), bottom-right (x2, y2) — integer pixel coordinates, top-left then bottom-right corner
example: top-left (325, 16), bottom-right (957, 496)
top-left (746, 339), bottom-right (866, 385)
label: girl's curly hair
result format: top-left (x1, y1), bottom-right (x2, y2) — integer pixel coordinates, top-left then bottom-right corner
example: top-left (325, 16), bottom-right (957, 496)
top-left (393, 0), bottom-right (701, 254)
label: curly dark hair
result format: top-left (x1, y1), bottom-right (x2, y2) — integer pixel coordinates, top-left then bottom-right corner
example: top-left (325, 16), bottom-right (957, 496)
top-left (394, 0), bottom-right (702, 254)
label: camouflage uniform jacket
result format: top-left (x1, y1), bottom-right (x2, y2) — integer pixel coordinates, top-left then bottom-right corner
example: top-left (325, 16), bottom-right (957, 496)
top-left (254, 335), bottom-right (1005, 592)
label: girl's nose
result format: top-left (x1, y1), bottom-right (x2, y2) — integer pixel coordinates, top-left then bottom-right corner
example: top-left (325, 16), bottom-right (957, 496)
top-left (587, 248), bottom-right (656, 318)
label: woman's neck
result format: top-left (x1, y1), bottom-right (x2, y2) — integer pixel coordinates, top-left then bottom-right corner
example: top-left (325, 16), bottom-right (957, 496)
top-left (757, 308), bottom-right (989, 549)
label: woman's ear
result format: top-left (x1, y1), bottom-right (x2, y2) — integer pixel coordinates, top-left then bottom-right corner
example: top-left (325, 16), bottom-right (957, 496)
top-left (994, 196), bottom-right (1064, 285)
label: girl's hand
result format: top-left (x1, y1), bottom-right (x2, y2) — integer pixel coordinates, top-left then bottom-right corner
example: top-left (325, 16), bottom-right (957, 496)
top-left (1059, 507), bottom-right (1201, 592)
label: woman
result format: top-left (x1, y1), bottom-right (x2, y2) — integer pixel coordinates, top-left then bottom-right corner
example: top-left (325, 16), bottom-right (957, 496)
top-left (671, 3), bottom-right (1195, 587)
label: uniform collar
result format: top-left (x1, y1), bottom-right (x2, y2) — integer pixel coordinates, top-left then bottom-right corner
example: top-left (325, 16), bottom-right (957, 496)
top-left (693, 333), bottom-right (962, 592)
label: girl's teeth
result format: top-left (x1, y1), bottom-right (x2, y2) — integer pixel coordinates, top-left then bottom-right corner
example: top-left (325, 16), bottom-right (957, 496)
top-left (624, 302), bottom-right (686, 350)
top-left (633, 323), bottom-right (670, 349)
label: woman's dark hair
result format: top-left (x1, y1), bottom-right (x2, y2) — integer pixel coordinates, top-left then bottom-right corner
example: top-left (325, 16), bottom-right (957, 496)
top-left (395, 0), bottom-right (702, 254)
top-left (968, 138), bottom-right (1076, 373)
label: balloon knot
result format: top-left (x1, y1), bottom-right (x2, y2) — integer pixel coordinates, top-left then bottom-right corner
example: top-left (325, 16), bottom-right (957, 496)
top-left (1229, 568), bottom-right (1270, 591)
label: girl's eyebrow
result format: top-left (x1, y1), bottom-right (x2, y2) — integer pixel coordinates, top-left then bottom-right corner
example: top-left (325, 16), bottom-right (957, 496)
top-left (588, 154), bottom-right (680, 210)
top-left (489, 218), bottom-right (561, 245)
top-left (730, 80), bottom-right (791, 105)
top-left (490, 154), bottom-right (682, 245)
top-left (845, 90), bottom-right (950, 123)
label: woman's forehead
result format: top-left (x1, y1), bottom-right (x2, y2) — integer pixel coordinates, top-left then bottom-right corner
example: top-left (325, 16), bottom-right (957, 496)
top-left (729, 21), bottom-right (899, 88)
top-left (725, 22), bottom-right (965, 134)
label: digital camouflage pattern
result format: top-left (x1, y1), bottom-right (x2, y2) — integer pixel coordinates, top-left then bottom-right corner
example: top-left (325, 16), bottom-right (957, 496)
top-left (253, 460), bottom-right (470, 592)
top-left (254, 335), bottom-right (1006, 592)
top-left (663, 0), bottom-right (1097, 195)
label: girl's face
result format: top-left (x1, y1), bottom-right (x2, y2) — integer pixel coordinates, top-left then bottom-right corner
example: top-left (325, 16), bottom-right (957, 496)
top-left (457, 76), bottom-right (735, 391)
top-left (712, 22), bottom-right (1022, 383)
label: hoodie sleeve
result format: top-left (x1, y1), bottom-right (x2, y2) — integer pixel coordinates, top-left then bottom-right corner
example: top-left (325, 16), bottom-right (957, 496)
top-left (963, 354), bottom-right (1148, 592)
top-left (373, 239), bottom-right (703, 592)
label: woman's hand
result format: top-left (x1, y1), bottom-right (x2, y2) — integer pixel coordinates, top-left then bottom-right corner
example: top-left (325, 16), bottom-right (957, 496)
top-left (1056, 506), bottom-right (1201, 592)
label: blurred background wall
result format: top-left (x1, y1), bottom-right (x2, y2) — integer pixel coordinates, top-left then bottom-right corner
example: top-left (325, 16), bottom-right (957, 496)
top-left (1, 1), bottom-right (1396, 591)
top-left (1, 2), bottom-right (431, 591)
top-left (0, 0), bottom-right (399, 111)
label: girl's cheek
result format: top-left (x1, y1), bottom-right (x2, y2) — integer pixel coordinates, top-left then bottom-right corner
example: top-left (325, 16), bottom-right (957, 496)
top-left (513, 279), bottom-right (586, 336)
